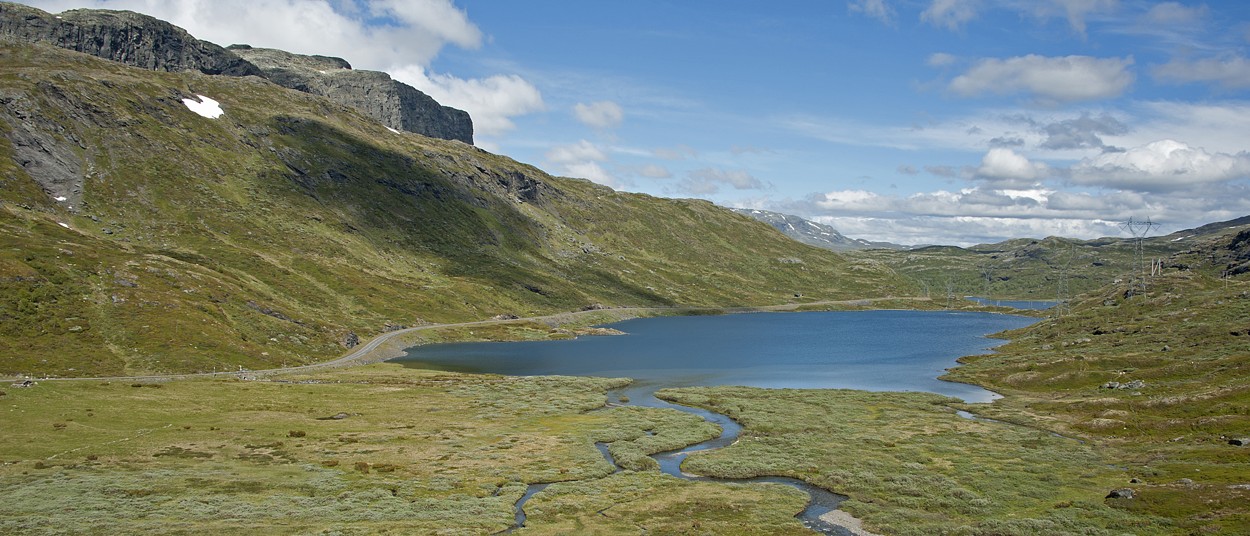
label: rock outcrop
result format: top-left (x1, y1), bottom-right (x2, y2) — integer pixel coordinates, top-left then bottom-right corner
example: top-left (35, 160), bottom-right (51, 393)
top-left (230, 45), bottom-right (474, 144)
top-left (0, 2), bottom-right (262, 77)
top-left (0, 3), bottom-right (473, 144)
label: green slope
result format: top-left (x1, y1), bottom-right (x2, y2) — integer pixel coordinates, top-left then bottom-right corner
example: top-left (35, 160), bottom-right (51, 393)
top-left (0, 42), bottom-right (912, 377)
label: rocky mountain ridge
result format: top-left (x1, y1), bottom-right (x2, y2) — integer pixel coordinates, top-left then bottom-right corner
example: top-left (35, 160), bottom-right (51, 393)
top-left (229, 45), bottom-right (472, 144)
top-left (0, 2), bottom-right (472, 143)
top-left (732, 208), bottom-right (905, 251)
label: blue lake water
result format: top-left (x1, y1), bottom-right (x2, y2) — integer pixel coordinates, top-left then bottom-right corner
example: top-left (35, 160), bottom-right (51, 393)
top-left (393, 310), bottom-right (1039, 403)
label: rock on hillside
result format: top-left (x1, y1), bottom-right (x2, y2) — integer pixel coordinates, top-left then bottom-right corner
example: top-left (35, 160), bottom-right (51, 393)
top-left (0, 2), bottom-right (261, 76)
top-left (229, 45), bottom-right (473, 144)
top-left (0, 2), bottom-right (473, 144)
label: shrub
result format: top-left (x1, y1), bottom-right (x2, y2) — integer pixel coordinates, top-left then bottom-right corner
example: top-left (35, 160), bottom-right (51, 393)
top-left (288, 430), bottom-right (306, 438)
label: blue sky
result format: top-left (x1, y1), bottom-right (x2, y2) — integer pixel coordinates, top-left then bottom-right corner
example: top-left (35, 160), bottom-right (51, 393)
top-left (22, 0), bottom-right (1250, 245)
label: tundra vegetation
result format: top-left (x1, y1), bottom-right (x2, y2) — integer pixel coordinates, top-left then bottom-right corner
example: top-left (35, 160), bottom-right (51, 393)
top-left (3, 31), bottom-right (1250, 535)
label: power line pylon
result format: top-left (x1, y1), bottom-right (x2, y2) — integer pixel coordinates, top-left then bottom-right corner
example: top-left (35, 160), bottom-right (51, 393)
top-left (1119, 217), bottom-right (1159, 296)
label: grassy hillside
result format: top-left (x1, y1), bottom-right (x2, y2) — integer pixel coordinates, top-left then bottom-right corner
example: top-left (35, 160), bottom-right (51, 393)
top-left (0, 42), bottom-right (911, 377)
top-left (845, 228), bottom-right (1241, 303)
top-left (940, 229), bottom-right (1250, 533)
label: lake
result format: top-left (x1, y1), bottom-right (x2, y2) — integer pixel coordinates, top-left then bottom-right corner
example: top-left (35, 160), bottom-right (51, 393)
top-left (393, 310), bottom-right (1039, 403)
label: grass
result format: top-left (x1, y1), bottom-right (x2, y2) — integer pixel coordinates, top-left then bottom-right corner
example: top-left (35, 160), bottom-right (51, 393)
top-left (0, 41), bottom-right (916, 378)
top-left (0, 364), bottom-right (683, 533)
top-left (657, 387), bottom-right (1169, 536)
top-left (944, 270), bottom-right (1250, 534)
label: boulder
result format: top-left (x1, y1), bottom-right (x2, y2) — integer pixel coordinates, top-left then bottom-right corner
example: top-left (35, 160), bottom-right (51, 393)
top-left (1105, 488), bottom-right (1135, 499)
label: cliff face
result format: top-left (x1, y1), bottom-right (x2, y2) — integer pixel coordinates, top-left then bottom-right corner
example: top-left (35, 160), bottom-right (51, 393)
top-left (0, 2), bottom-right (474, 144)
top-left (230, 45), bottom-right (473, 145)
top-left (0, 2), bottom-right (262, 76)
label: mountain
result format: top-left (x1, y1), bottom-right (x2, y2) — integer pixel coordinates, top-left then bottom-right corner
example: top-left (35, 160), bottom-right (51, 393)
top-left (731, 208), bottom-right (905, 251)
top-left (844, 216), bottom-right (1250, 301)
top-left (228, 45), bottom-right (473, 144)
top-left (0, 39), bottom-right (911, 377)
top-left (0, 2), bottom-right (472, 143)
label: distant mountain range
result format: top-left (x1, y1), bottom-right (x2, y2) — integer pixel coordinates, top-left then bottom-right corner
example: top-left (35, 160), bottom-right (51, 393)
top-left (732, 208), bottom-right (907, 251)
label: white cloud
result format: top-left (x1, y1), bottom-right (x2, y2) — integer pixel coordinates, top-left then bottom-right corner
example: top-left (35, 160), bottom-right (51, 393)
top-left (1071, 139), bottom-right (1250, 191)
top-left (26, 0), bottom-right (545, 137)
top-left (544, 140), bottom-right (624, 188)
top-left (562, 161), bottom-right (623, 188)
top-left (949, 55), bottom-right (1134, 102)
top-left (921, 0), bottom-right (979, 31)
top-left (975, 148), bottom-right (1049, 186)
top-left (1152, 55), bottom-right (1250, 89)
top-left (927, 52), bottom-right (958, 67)
top-left (1144, 2), bottom-right (1208, 25)
top-left (391, 66), bottom-right (544, 136)
top-left (1041, 0), bottom-right (1116, 36)
top-left (572, 101), bottom-right (624, 129)
top-left (671, 168), bottom-right (767, 196)
top-left (25, 0), bottom-right (480, 67)
top-left (638, 164), bottom-right (672, 179)
top-left (848, 0), bottom-right (895, 24)
top-left (545, 140), bottom-right (607, 164)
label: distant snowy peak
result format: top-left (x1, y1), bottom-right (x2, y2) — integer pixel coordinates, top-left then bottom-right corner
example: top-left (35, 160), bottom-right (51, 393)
top-left (732, 208), bottom-right (905, 251)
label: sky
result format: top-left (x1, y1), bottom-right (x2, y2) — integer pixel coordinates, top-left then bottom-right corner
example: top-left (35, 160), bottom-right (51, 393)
top-left (19, 0), bottom-right (1250, 246)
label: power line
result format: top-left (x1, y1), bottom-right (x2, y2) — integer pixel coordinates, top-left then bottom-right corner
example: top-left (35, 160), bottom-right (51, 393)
top-left (1119, 217), bottom-right (1159, 296)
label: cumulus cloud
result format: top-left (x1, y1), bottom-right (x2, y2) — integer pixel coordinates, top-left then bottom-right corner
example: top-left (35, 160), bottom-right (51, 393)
top-left (670, 168), bottom-right (767, 196)
top-left (391, 67), bottom-right (544, 136)
top-left (848, 0), bottom-right (895, 24)
top-left (1038, 112), bottom-right (1127, 150)
top-left (1071, 139), bottom-right (1250, 191)
top-left (27, 0), bottom-right (546, 137)
top-left (1152, 55), bottom-right (1250, 89)
top-left (949, 55), bottom-right (1134, 102)
top-left (544, 140), bottom-right (625, 188)
top-left (921, 0), bottom-right (979, 31)
top-left (545, 140), bottom-right (607, 164)
top-left (573, 100), bottom-right (624, 129)
top-left (927, 52), bottom-right (958, 67)
top-left (975, 148), bottom-right (1049, 187)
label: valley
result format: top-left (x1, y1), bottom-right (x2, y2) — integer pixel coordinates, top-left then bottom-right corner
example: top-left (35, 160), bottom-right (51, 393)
top-left (2, 3), bottom-right (1249, 534)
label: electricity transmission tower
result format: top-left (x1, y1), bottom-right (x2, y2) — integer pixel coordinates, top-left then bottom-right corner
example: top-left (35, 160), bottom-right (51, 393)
top-left (1055, 244), bottom-right (1075, 316)
top-left (1119, 217), bottom-right (1159, 296)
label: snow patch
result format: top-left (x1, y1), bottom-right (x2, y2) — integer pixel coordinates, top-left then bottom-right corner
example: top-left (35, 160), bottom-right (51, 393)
top-left (57, 222), bottom-right (69, 228)
top-left (182, 95), bottom-right (224, 119)
top-left (1172, 235), bottom-right (1193, 242)
top-left (54, 196), bottom-right (67, 202)
top-left (386, 127), bottom-right (401, 134)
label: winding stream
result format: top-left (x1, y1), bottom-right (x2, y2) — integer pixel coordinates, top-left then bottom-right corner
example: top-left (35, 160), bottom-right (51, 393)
top-left (399, 310), bottom-right (1042, 533)
top-left (502, 382), bottom-right (855, 534)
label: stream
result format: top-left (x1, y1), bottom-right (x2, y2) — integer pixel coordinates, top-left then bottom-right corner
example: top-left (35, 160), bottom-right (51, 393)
top-left (502, 381), bottom-right (855, 535)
